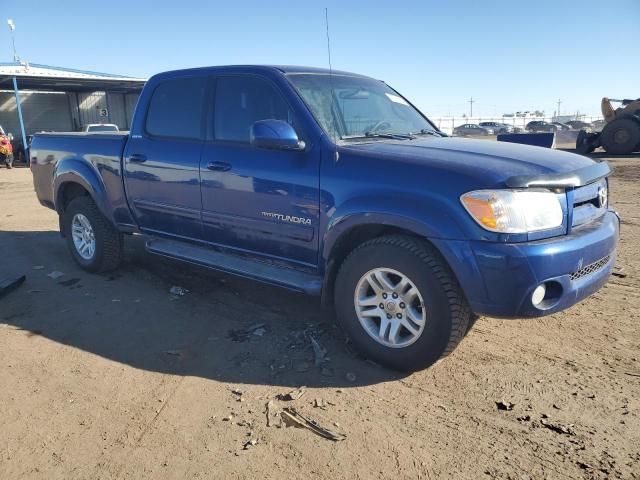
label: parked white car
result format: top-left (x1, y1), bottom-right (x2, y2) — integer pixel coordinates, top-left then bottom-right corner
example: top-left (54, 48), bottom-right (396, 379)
top-left (80, 124), bottom-right (120, 133)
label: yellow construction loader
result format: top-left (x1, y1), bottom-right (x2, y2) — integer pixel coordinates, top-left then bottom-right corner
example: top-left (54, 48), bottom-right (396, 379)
top-left (576, 97), bottom-right (640, 155)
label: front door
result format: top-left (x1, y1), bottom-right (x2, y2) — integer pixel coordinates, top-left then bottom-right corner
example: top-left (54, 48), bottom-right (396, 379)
top-left (200, 75), bottom-right (320, 267)
top-left (123, 75), bottom-right (206, 240)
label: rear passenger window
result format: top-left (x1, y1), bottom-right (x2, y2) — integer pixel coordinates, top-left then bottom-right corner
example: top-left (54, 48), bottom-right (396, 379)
top-left (214, 76), bottom-right (293, 142)
top-left (146, 76), bottom-right (206, 140)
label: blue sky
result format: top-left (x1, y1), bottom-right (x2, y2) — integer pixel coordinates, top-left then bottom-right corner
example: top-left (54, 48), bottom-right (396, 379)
top-left (1, 0), bottom-right (638, 117)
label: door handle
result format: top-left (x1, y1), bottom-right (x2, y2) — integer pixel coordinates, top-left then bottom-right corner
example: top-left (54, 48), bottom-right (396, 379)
top-left (206, 161), bottom-right (231, 172)
top-left (129, 153), bottom-right (147, 163)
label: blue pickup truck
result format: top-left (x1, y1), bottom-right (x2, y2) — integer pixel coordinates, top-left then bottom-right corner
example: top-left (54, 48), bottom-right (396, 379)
top-left (30, 65), bottom-right (619, 370)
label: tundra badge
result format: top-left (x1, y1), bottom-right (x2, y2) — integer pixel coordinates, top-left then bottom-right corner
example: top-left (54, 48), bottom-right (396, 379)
top-left (261, 212), bottom-right (312, 225)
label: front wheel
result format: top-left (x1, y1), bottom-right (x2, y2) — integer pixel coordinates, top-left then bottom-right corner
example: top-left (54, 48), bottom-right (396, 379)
top-left (62, 196), bottom-right (123, 272)
top-left (334, 235), bottom-right (472, 371)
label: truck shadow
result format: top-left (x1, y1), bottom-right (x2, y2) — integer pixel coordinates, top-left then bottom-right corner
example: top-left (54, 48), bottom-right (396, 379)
top-left (0, 230), bottom-right (406, 388)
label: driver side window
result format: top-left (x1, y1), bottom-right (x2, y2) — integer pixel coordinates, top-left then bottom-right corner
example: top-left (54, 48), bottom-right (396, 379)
top-left (214, 76), bottom-right (294, 143)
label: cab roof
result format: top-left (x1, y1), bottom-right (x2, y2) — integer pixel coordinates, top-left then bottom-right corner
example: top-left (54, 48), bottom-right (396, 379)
top-left (150, 65), bottom-right (373, 81)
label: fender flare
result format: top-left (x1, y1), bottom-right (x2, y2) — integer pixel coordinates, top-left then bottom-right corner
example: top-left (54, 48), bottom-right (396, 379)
top-left (53, 157), bottom-right (115, 225)
top-left (321, 195), bottom-right (468, 263)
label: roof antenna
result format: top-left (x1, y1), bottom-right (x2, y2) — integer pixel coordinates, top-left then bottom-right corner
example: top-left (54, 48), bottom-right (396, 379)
top-left (324, 8), bottom-right (339, 162)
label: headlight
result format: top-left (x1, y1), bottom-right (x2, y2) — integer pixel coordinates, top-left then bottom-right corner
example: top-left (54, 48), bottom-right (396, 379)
top-left (461, 189), bottom-right (563, 233)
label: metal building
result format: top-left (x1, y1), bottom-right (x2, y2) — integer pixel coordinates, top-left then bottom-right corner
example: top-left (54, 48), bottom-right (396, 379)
top-left (0, 61), bottom-right (145, 162)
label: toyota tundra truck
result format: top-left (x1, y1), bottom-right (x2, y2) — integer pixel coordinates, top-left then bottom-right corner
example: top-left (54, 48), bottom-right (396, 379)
top-left (30, 66), bottom-right (619, 370)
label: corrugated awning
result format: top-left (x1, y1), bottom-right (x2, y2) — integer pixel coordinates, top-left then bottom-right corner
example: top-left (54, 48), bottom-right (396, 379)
top-left (0, 62), bottom-right (146, 93)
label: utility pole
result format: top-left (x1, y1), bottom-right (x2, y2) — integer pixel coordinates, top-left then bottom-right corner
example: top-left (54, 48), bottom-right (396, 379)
top-left (469, 96), bottom-right (475, 118)
top-left (7, 19), bottom-right (18, 62)
top-left (557, 98), bottom-right (562, 117)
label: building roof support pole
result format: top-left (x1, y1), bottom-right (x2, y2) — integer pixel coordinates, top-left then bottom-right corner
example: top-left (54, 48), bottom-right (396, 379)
top-left (12, 76), bottom-right (28, 164)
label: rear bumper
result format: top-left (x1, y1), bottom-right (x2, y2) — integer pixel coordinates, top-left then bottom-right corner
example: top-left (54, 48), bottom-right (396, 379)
top-left (432, 210), bottom-right (620, 318)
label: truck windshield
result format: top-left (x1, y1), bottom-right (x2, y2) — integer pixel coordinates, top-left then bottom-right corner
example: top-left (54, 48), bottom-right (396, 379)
top-left (287, 74), bottom-right (437, 140)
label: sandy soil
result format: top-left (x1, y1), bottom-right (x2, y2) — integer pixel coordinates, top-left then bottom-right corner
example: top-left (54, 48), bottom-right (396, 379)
top-left (1, 154), bottom-right (639, 480)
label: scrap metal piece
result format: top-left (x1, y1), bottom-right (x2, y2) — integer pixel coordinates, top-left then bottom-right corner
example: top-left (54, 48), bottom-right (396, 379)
top-left (280, 407), bottom-right (346, 441)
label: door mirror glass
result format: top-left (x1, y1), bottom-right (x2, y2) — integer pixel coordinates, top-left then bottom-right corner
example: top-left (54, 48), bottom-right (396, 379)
top-left (250, 119), bottom-right (305, 150)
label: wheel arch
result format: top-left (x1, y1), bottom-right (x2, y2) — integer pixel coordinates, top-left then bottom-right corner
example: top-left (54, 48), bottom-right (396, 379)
top-left (320, 212), bottom-right (459, 307)
top-left (53, 158), bottom-right (115, 228)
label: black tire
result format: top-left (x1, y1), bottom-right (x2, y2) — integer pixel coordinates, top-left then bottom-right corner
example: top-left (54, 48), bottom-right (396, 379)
top-left (62, 196), bottom-right (123, 272)
top-left (600, 118), bottom-right (640, 155)
top-left (334, 235), bottom-right (471, 371)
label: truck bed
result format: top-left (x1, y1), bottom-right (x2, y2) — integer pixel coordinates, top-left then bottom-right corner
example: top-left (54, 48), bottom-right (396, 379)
top-left (30, 132), bottom-right (131, 225)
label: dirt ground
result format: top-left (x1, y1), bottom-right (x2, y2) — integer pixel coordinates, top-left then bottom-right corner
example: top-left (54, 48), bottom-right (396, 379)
top-left (1, 153), bottom-right (639, 480)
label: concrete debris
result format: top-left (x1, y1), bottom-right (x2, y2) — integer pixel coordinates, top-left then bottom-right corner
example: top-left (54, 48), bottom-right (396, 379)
top-left (277, 387), bottom-right (306, 401)
top-left (496, 400), bottom-right (515, 411)
top-left (252, 327), bottom-right (266, 336)
top-left (169, 286), bottom-right (189, 296)
top-left (280, 407), bottom-right (346, 442)
top-left (228, 323), bottom-right (266, 342)
top-left (243, 439), bottom-right (257, 450)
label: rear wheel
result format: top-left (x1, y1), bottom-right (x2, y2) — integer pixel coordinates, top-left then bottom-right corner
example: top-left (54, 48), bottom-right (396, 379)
top-left (601, 118), bottom-right (640, 155)
top-left (334, 235), bottom-right (471, 371)
top-left (62, 196), bottom-right (123, 272)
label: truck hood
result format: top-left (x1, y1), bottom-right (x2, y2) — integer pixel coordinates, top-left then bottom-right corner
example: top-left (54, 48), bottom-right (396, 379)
top-left (340, 137), bottom-right (596, 187)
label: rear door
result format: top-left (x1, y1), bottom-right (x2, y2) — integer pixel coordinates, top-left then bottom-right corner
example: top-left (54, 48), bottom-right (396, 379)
top-left (199, 74), bottom-right (320, 267)
top-left (123, 75), bottom-right (206, 240)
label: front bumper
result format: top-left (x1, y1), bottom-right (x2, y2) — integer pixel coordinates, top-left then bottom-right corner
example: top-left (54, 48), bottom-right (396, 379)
top-left (432, 210), bottom-right (620, 318)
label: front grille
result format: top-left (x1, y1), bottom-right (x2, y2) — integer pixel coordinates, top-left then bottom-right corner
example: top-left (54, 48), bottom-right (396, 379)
top-left (569, 255), bottom-right (611, 281)
top-left (571, 179), bottom-right (608, 228)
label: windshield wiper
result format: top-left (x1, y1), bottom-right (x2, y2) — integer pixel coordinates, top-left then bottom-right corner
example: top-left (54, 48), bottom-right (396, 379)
top-left (409, 129), bottom-right (443, 137)
top-left (341, 132), bottom-right (415, 140)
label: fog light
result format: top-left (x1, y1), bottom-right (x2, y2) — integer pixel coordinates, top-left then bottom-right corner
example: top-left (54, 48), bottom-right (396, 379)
top-left (531, 284), bottom-right (546, 306)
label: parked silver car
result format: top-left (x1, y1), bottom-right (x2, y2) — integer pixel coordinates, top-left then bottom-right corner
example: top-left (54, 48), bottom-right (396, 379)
top-left (453, 124), bottom-right (491, 136)
top-left (478, 121), bottom-right (513, 134)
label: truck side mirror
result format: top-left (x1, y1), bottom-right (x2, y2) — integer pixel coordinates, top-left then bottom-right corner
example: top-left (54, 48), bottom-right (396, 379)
top-left (250, 119), bottom-right (305, 151)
